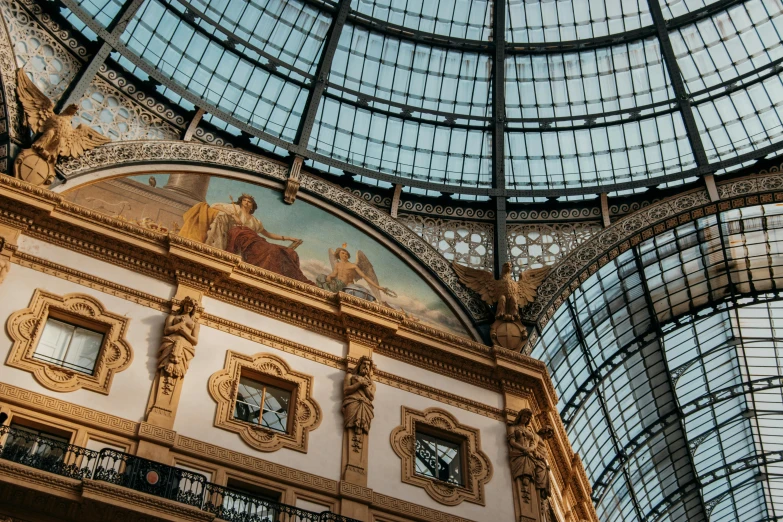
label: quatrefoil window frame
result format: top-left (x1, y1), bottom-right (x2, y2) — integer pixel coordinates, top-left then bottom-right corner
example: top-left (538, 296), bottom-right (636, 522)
top-left (208, 351), bottom-right (322, 453)
top-left (390, 406), bottom-right (493, 506)
top-left (5, 290), bottom-right (134, 394)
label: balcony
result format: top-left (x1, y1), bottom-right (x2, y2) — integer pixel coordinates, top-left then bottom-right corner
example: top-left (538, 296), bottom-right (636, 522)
top-left (0, 425), bottom-right (357, 522)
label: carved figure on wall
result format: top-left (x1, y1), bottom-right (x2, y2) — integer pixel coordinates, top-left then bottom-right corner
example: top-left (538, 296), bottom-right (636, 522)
top-left (317, 244), bottom-right (397, 302)
top-left (342, 356), bottom-right (376, 452)
top-left (507, 408), bottom-right (553, 502)
top-left (452, 261), bottom-right (549, 350)
top-left (14, 68), bottom-right (109, 186)
top-left (179, 194), bottom-right (310, 283)
top-left (157, 296), bottom-right (200, 393)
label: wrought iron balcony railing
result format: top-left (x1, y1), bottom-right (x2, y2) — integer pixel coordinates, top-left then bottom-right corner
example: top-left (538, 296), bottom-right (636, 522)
top-left (0, 424), bottom-right (100, 480)
top-left (0, 425), bottom-right (358, 522)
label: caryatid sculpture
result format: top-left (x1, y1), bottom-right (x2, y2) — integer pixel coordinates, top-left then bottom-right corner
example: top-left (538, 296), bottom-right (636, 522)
top-left (147, 297), bottom-right (200, 426)
top-left (508, 408), bottom-right (554, 509)
top-left (342, 355), bottom-right (375, 452)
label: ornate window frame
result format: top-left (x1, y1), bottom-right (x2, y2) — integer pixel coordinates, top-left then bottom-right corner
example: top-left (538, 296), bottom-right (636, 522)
top-left (390, 406), bottom-right (493, 506)
top-left (207, 351), bottom-right (322, 453)
top-left (5, 290), bottom-right (134, 394)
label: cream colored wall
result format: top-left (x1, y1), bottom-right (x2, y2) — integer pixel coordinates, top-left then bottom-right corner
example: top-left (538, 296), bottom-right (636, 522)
top-left (16, 236), bottom-right (175, 301)
top-left (201, 296), bottom-right (346, 359)
top-left (173, 323), bottom-right (346, 481)
top-left (373, 353), bottom-right (503, 410)
top-left (368, 383), bottom-right (515, 521)
top-left (0, 263), bottom-right (165, 422)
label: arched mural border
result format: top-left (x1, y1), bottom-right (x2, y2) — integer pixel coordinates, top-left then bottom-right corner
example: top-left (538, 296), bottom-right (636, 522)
top-left (522, 165), bottom-right (783, 354)
top-left (53, 143), bottom-right (487, 338)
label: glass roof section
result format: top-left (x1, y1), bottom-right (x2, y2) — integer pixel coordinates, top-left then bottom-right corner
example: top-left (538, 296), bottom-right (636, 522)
top-left (531, 203), bottom-right (783, 522)
top-left (59, 0), bottom-right (783, 196)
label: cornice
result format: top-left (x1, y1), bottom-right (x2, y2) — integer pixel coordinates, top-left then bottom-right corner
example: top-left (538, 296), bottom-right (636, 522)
top-left (81, 480), bottom-right (215, 522)
top-left (0, 458), bottom-right (81, 498)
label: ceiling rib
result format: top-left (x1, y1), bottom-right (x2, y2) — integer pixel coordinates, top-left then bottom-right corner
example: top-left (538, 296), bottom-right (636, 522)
top-left (491, 0), bottom-right (508, 274)
top-left (56, 0), bottom-right (145, 110)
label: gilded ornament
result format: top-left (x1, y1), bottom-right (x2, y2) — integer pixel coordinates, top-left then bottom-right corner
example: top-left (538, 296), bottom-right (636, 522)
top-left (452, 261), bottom-right (549, 350)
top-left (13, 68), bottom-right (109, 186)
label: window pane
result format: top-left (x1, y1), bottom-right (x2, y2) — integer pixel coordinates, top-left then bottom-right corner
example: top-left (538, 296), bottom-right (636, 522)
top-left (261, 386), bottom-right (291, 433)
top-left (234, 379), bottom-right (291, 433)
top-left (414, 431), bottom-right (463, 486)
top-left (34, 318), bottom-right (103, 374)
top-left (234, 377), bottom-right (265, 424)
top-left (63, 327), bottom-right (103, 374)
top-left (35, 318), bottom-right (75, 363)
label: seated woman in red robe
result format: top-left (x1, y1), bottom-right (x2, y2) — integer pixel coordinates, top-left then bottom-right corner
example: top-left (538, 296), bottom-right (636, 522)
top-left (179, 194), bottom-right (311, 284)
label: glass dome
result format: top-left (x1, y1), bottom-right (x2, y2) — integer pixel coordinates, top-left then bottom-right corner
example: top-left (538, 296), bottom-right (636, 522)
top-left (60, 0), bottom-right (783, 197)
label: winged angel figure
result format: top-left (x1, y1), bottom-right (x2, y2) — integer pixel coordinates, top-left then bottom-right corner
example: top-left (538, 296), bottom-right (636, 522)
top-left (452, 261), bottom-right (550, 321)
top-left (14, 68), bottom-right (109, 185)
top-left (316, 245), bottom-right (397, 303)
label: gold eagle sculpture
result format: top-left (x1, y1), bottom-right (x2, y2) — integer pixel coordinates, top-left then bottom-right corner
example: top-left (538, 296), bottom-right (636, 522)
top-left (452, 261), bottom-right (550, 321)
top-left (15, 68), bottom-right (110, 165)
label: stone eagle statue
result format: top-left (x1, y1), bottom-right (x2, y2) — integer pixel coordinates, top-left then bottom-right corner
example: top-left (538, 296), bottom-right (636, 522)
top-left (452, 261), bottom-right (550, 321)
top-left (16, 68), bottom-right (110, 164)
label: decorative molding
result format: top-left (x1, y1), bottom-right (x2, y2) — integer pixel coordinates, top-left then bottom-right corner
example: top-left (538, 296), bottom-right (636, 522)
top-left (137, 421), bottom-right (176, 447)
top-left (57, 141), bottom-right (289, 181)
top-left (5, 290), bottom-right (134, 394)
top-left (0, 381), bottom-right (138, 435)
top-left (370, 492), bottom-right (477, 522)
top-left (174, 435), bottom-right (340, 494)
top-left (207, 351), bottom-right (322, 453)
top-left (13, 251), bottom-right (171, 312)
top-left (389, 407), bottom-right (493, 507)
top-left (399, 202), bottom-right (494, 220)
top-left (81, 480), bottom-right (215, 522)
top-left (506, 207), bottom-right (600, 222)
top-left (524, 170), bottom-right (783, 341)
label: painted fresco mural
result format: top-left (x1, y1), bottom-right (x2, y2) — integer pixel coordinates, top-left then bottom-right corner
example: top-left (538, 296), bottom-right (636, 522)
top-left (64, 173), bottom-right (467, 336)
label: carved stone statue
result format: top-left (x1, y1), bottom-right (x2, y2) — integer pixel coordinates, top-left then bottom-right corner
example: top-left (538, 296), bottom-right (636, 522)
top-left (508, 409), bottom-right (553, 501)
top-left (14, 68), bottom-right (109, 186)
top-left (147, 297), bottom-right (200, 427)
top-left (342, 356), bottom-right (375, 452)
top-left (452, 261), bottom-right (549, 351)
top-left (157, 296), bottom-right (200, 392)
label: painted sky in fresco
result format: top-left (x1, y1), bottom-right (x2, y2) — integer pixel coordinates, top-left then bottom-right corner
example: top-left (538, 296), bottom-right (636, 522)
top-left (130, 174), bottom-right (466, 335)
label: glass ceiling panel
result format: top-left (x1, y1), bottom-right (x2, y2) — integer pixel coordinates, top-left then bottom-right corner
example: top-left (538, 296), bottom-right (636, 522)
top-left (694, 73), bottom-right (783, 165)
top-left (183, 0), bottom-right (331, 76)
top-left (670, 0), bottom-right (783, 94)
top-left (505, 0), bottom-right (652, 44)
top-left (60, 0), bottom-right (783, 194)
top-left (504, 113), bottom-right (695, 190)
top-left (504, 37), bottom-right (673, 120)
top-left (70, 0), bottom-right (123, 27)
top-left (330, 24), bottom-right (491, 118)
top-left (308, 97), bottom-right (492, 186)
top-left (350, 0), bottom-right (491, 40)
top-left (660, 0), bottom-right (727, 19)
top-left (122, 0), bottom-right (307, 140)
top-left (531, 203), bottom-right (783, 522)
